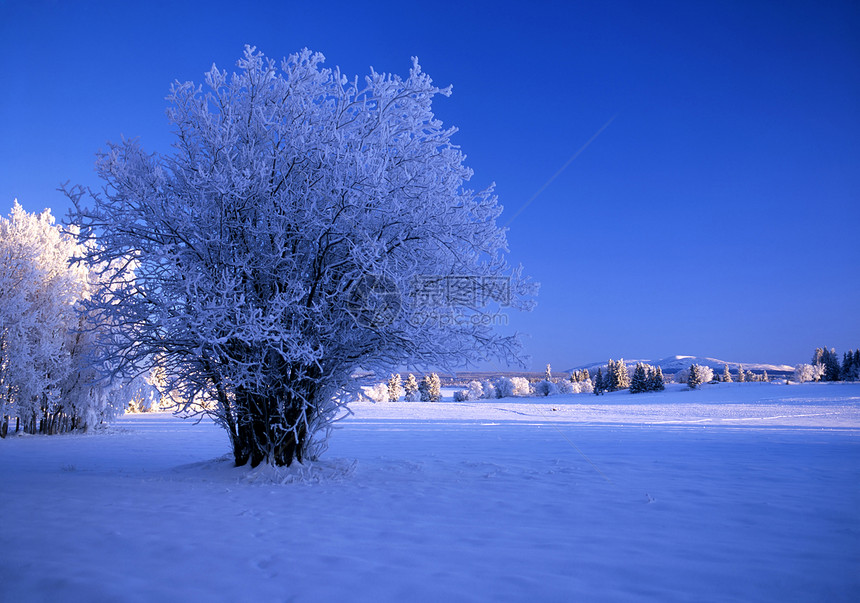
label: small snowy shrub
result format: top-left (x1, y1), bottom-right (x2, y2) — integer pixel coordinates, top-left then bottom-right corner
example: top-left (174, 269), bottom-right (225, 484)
top-left (494, 377), bottom-right (516, 398)
top-left (794, 364), bottom-right (814, 383)
top-left (481, 379), bottom-right (497, 399)
top-left (579, 378), bottom-right (594, 394)
top-left (467, 380), bottom-right (484, 400)
top-left (510, 377), bottom-right (531, 397)
top-left (534, 380), bottom-right (559, 397)
top-left (557, 379), bottom-right (576, 394)
top-left (454, 381), bottom-right (483, 401)
top-left (365, 383), bottom-right (389, 403)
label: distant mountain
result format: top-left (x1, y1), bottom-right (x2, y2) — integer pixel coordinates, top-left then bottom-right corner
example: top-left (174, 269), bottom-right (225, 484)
top-left (567, 355), bottom-right (794, 375)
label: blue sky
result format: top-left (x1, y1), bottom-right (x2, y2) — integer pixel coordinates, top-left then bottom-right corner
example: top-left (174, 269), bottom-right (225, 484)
top-left (1, 0), bottom-right (858, 370)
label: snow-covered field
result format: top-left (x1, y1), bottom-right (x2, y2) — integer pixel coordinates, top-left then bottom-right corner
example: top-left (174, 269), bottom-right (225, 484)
top-left (2, 382), bottom-right (859, 602)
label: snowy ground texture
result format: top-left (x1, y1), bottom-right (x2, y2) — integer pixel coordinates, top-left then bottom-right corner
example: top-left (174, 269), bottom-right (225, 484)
top-left (1, 382), bottom-right (859, 602)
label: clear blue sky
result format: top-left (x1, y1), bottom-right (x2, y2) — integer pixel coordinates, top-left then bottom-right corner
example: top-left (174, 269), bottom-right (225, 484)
top-left (1, 0), bottom-right (858, 370)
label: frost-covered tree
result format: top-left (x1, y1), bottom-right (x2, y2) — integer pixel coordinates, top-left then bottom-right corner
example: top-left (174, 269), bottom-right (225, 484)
top-left (737, 364), bottom-right (745, 382)
top-left (65, 47), bottom-right (534, 466)
top-left (723, 364), bottom-right (732, 383)
top-left (403, 374), bottom-right (419, 402)
top-left (387, 373), bottom-right (403, 402)
top-left (544, 364), bottom-right (552, 381)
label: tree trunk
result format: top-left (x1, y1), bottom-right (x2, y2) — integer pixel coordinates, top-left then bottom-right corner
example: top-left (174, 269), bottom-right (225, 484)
top-left (233, 388), bottom-right (311, 468)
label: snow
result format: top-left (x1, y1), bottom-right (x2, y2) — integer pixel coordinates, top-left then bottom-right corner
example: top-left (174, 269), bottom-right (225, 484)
top-left (1, 382), bottom-right (859, 601)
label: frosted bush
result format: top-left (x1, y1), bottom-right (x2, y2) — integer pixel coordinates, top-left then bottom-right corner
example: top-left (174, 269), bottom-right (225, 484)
top-left (557, 380), bottom-right (574, 394)
top-left (579, 378), bottom-right (594, 394)
top-left (454, 381), bottom-right (484, 401)
top-left (510, 377), bottom-right (531, 397)
top-left (365, 383), bottom-right (389, 403)
top-left (467, 381), bottom-right (484, 400)
top-left (481, 379), bottom-right (497, 399)
top-left (534, 380), bottom-right (559, 397)
top-left (794, 364), bottom-right (814, 383)
top-left (494, 377), bottom-right (516, 398)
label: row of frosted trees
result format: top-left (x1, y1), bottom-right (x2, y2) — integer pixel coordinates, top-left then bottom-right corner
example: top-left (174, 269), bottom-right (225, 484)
top-left (0, 203), bottom-right (154, 437)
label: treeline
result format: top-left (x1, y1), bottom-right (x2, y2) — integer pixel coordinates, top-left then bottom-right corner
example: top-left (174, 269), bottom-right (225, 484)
top-left (0, 204), bottom-right (156, 437)
top-left (593, 360), bottom-right (665, 395)
top-left (794, 346), bottom-right (860, 383)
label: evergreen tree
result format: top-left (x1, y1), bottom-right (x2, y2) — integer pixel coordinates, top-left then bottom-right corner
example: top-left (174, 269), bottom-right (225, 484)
top-left (762, 370), bottom-right (769, 382)
top-left (812, 348), bottom-right (825, 366)
top-left (823, 347), bottom-right (840, 381)
top-left (593, 368), bottom-right (605, 395)
top-left (606, 358), bottom-right (629, 391)
top-left (429, 373), bottom-right (442, 402)
top-left (651, 366), bottom-right (665, 391)
top-left (616, 359), bottom-right (630, 390)
top-left (419, 376), bottom-right (432, 401)
top-left (737, 364), bottom-right (745, 382)
top-left (582, 368), bottom-right (590, 383)
top-left (545, 363), bottom-right (552, 382)
top-left (723, 364), bottom-right (732, 383)
top-left (387, 373), bottom-right (403, 402)
top-left (403, 374), bottom-right (419, 401)
top-left (687, 364), bottom-right (703, 389)
top-left (850, 350), bottom-right (860, 381)
top-left (630, 363), bottom-right (647, 394)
